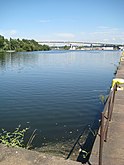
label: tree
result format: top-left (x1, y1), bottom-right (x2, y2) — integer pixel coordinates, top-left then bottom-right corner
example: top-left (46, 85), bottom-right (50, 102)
top-left (0, 35), bottom-right (51, 52)
top-left (3, 39), bottom-right (9, 50)
top-left (63, 45), bottom-right (70, 50)
top-left (0, 35), bottom-right (4, 49)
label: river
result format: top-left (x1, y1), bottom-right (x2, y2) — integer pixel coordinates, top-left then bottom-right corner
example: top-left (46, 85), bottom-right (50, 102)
top-left (0, 50), bottom-right (121, 155)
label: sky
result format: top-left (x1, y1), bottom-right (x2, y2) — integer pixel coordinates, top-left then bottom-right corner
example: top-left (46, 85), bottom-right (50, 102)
top-left (1, 0), bottom-right (124, 44)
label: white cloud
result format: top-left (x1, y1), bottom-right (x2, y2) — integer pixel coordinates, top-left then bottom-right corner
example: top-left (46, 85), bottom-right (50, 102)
top-left (98, 26), bottom-right (119, 31)
top-left (37, 29), bottom-right (124, 44)
top-left (112, 38), bottom-right (116, 41)
top-left (90, 31), bottom-right (110, 35)
top-left (39, 19), bottom-right (51, 23)
top-left (9, 30), bottom-right (17, 35)
top-left (79, 27), bottom-right (124, 44)
top-left (0, 29), bottom-right (18, 38)
top-left (103, 38), bottom-right (109, 42)
top-left (80, 32), bottom-right (86, 35)
top-left (98, 26), bottom-right (110, 29)
top-left (90, 27), bottom-right (120, 36)
top-left (55, 33), bottom-right (75, 39)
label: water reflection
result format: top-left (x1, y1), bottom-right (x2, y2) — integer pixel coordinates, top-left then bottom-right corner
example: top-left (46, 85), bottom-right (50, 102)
top-left (0, 52), bottom-right (39, 71)
top-left (0, 53), bottom-right (7, 69)
top-left (0, 50), bottom-right (121, 155)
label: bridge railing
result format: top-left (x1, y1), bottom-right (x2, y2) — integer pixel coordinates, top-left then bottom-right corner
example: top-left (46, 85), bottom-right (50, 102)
top-left (98, 83), bottom-right (117, 165)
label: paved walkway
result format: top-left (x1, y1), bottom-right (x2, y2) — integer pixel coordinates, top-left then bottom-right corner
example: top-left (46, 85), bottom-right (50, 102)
top-left (89, 61), bottom-right (124, 165)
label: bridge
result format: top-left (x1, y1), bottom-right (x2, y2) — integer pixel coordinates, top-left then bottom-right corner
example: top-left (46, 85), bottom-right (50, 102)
top-left (38, 41), bottom-right (124, 50)
top-left (38, 41), bottom-right (123, 47)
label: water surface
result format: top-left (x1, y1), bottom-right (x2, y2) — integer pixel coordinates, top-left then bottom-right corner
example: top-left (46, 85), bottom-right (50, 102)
top-left (0, 50), bottom-right (120, 149)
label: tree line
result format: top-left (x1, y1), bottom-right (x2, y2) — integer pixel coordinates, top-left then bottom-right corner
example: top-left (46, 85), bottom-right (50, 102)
top-left (0, 35), bottom-right (50, 52)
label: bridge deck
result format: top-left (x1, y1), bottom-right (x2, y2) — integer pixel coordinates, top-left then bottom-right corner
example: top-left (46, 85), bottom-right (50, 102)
top-left (88, 61), bottom-right (124, 165)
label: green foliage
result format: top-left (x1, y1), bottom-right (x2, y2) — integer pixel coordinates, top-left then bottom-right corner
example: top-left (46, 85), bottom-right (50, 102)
top-left (0, 35), bottom-right (51, 52)
top-left (3, 39), bottom-right (10, 50)
top-left (0, 35), bottom-right (4, 48)
top-left (0, 125), bottom-right (29, 148)
top-left (63, 45), bottom-right (70, 50)
top-left (0, 49), bottom-right (5, 53)
top-left (99, 94), bottom-right (108, 104)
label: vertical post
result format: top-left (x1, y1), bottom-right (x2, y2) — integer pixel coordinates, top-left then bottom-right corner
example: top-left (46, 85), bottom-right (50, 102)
top-left (104, 96), bottom-right (111, 142)
top-left (109, 84), bottom-right (117, 121)
top-left (104, 84), bottom-right (117, 142)
top-left (99, 112), bottom-right (104, 165)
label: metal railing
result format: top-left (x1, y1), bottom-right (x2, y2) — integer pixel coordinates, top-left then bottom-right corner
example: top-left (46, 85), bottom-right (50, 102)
top-left (98, 83), bottom-right (117, 165)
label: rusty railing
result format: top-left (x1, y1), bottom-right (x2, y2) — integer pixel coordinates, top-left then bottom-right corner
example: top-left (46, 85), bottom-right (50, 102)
top-left (98, 83), bottom-right (117, 165)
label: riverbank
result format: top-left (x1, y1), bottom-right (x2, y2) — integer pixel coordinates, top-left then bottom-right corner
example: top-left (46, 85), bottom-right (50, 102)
top-left (0, 143), bottom-right (81, 165)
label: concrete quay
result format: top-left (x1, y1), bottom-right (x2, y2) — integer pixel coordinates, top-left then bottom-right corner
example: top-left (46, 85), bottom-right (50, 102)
top-left (89, 60), bottom-right (124, 165)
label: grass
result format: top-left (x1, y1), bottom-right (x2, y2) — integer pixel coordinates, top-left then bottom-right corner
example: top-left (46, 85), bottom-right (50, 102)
top-left (0, 125), bottom-right (37, 149)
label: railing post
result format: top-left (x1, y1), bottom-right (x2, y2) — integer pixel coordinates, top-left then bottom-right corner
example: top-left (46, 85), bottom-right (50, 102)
top-left (104, 84), bottom-right (117, 142)
top-left (109, 84), bottom-right (117, 121)
top-left (107, 92), bottom-right (112, 120)
top-left (99, 112), bottom-right (104, 165)
top-left (104, 97), bottom-right (111, 142)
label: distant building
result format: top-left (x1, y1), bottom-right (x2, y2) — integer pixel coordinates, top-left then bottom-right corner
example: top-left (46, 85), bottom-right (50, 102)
top-left (70, 44), bottom-right (76, 50)
top-left (119, 46), bottom-right (124, 51)
top-left (102, 47), bottom-right (114, 50)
